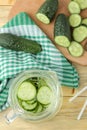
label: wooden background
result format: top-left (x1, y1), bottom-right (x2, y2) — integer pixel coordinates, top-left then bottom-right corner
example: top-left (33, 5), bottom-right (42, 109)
top-left (0, 0), bottom-right (87, 130)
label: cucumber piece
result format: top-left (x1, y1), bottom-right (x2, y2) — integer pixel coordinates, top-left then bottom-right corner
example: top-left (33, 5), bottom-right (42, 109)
top-left (17, 81), bottom-right (36, 100)
top-left (68, 1), bottom-right (81, 14)
top-left (37, 86), bottom-right (53, 105)
top-left (38, 78), bottom-right (47, 88)
top-left (36, 0), bottom-right (58, 24)
top-left (73, 0), bottom-right (87, 9)
top-left (73, 25), bottom-right (87, 42)
top-left (27, 98), bottom-right (36, 104)
top-left (69, 14), bottom-right (81, 27)
top-left (26, 77), bottom-right (39, 88)
top-left (34, 103), bottom-right (43, 113)
top-left (36, 104), bottom-right (43, 113)
top-left (82, 18), bottom-right (87, 26)
top-left (68, 41), bottom-right (84, 57)
top-left (54, 14), bottom-right (71, 47)
top-left (0, 33), bottom-right (42, 54)
top-left (22, 101), bottom-right (37, 110)
top-left (17, 98), bottom-right (23, 106)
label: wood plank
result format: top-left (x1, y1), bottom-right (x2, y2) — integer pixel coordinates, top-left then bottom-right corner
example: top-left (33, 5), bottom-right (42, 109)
top-left (73, 63), bottom-right (87, 96)
top-left (0, 0), bottom-right (15, 5)
top-left (0, 6), bottom-right (12, 24)
top-left (0, 97), bottom-right (87, 130)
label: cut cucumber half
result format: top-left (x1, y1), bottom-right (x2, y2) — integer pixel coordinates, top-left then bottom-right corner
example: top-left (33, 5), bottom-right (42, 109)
top-left (68, 1), bottom-right (81, 14)
top-left (35, 103), bottom-right (43, 113)
top-left (54, 14), bottom-right (71, 47)
top-left (36, 0), bottom-right (58, 24)
top-left (54, 36), bottom-right (71, 47)
top-left (22, 101), bottom-right (37, 110)
top-left (17, 81), bottom-right (36, 100)
top-left (73, 26), bottom-right (87, 42)
top-left (27, 98), bottom-right (36, 104)
top-left (37, 86), bottom-right (53, 105)
top-left (36, 13), bottom-right (50, 24)
top-left (68, 41), bottom-right (84, 57)
top-left (69, 14), bottom-right (81, 27)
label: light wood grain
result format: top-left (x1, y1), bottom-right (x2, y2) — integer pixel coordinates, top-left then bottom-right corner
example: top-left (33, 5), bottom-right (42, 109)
top-left (0, 6), bottom-right (12, 25)
top-left (0, 97), bottom-right (87, 130)
top-left (0, 0), bottom-right (15, 5)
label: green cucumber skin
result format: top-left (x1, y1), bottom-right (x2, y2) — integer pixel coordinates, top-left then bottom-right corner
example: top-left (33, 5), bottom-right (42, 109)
top-left (0, 33), bottom-right (42, 54)
top-left (36, 0), bottom-right (58, 22)
top-left (54, 14), bottom-right (71, 41)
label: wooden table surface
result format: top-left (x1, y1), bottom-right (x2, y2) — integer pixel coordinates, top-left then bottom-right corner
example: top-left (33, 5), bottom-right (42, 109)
top-left (0, 0), bottom-right (87, 130)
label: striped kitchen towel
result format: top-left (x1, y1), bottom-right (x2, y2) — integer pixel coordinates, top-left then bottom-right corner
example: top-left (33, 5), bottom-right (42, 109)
top-left (0, 12), bottom-right (79, 111)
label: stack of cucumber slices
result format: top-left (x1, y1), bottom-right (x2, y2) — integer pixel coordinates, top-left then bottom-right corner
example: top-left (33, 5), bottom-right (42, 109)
top-left (17, 77), bottom-right (53, 114)
top-left (68, 0), bottom-right (87, 57)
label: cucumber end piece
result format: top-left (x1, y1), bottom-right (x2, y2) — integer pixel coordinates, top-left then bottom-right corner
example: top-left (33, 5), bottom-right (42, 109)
top-left (36, 13), bottom-right (50, 24)
top-left (54, 36), bottom-right (70, 47)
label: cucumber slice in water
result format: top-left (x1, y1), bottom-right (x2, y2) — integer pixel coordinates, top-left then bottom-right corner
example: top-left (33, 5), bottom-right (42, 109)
top-left (17, 81), bottom-right (36, 100)
top-left (68, 41), bottom-right (84, 57)
top-left (22, 101), bottom-right (37, 110)
top-left (35, 103), bottom-right (43, 113)
top-left (37, 86), bottom-right (53, 105)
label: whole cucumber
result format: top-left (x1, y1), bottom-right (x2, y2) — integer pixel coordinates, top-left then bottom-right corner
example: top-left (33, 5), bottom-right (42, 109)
top-left (0, 33), bottom-right (42, 54)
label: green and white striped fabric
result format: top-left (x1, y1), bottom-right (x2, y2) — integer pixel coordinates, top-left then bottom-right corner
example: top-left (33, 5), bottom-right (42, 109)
top-left (0, 12), bottom-right (79, 111)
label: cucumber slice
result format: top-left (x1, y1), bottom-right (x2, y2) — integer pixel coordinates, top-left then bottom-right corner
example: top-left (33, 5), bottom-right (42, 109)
top-left (82, 18), bottom-right (87, 26)
top-left (55, 36), bottom-right (70, 47)
top-left (36, 13), bottom-right (50, 24)
top-left (36, 0), bottom-right (58, 24)
top-left (37, 86), bottom-right (53, 105)
top-left (73, 26), bottom-right (87, 42)
top-left (35, 103), bottom-right (43, 113)
top-left (73, 0), bottom-right (87, 9)
top-left (69, 14), bottom-right (81, 27)
top-left (54, 14), bottom-right (71, 47)
top-left (22, 101), bottom-right (37, 110)
top-left (27, 98), bottom-right (36, 104)
top-left (68, 1), bottom-right (81, 14)
top-left (17, 81), bottom-right (36, 100)
top-left (38, 78), bottom-right (47, 88)
top-left (68, 41), bottom-right (84, 57)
